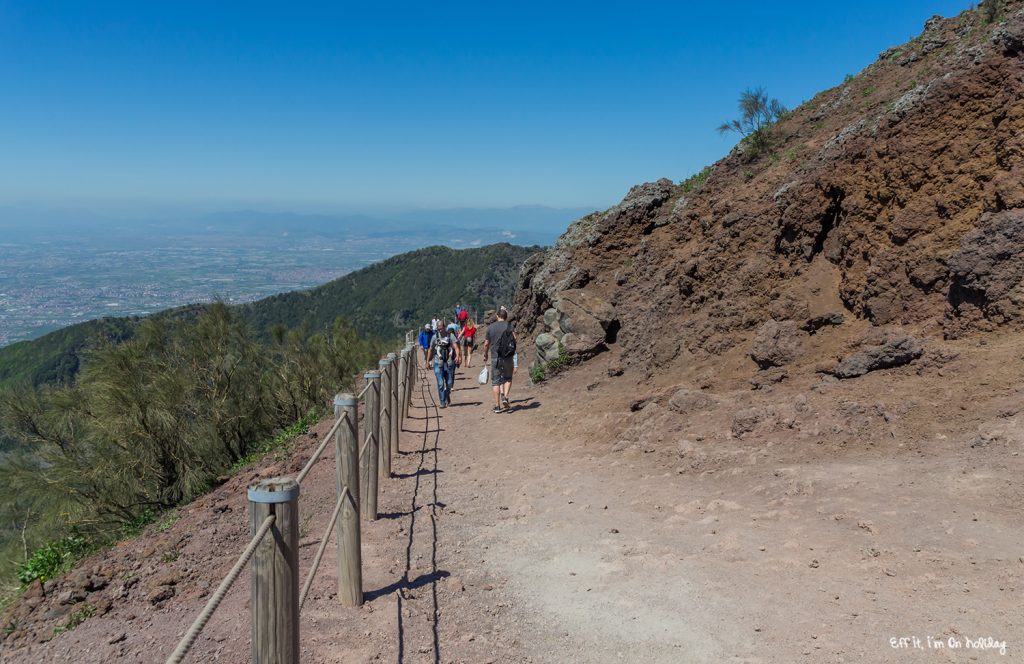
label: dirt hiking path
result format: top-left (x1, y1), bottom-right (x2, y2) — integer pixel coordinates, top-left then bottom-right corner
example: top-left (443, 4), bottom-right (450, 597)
top-left (394, 358), bottom-right (1019, 664)
top-left (5, 351), bottom-right (1018, 663)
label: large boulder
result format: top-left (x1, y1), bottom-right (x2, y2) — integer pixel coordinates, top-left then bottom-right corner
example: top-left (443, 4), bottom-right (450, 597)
top-left (731, 407), bottom-right (770, 438)
top-left (947, 210), bottom-right (1024, 335)
top-left (834, 328), bottom-right (923, 378)
top-left (596, 178), bottom-right (676, 238)
top-left (543, 308), bottom-right (563, 338)
top-left (750, 320), bottom-right (806, 368)
top-left (534, 332), bottom-right (560, 364)
top-left (548, 289), bottom-right (618, 358)
top-left (667, 388), bottom-right (716, 415)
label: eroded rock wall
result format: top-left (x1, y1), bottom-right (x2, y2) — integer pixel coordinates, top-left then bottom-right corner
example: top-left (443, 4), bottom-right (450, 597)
top-left (516, 3), bottom-right (1024, 378)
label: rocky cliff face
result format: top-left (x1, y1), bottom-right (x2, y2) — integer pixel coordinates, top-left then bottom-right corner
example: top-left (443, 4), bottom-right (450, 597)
top-left (516, 3), bottom-right (1024, 380)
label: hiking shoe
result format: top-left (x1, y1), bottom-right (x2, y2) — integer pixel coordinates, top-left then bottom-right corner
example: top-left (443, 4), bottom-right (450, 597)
top-left (501, 395), bottom-right (510, 408)
top-left (492, 406), bottom-right (504, 414)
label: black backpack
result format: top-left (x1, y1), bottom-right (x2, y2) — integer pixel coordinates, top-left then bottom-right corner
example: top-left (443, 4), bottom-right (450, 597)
top-left (496, 325), bottom-right (516, 359)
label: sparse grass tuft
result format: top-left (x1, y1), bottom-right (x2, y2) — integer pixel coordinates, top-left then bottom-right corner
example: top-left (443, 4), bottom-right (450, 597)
top-left (52, 603), bottom-right (94, 636)
top-left (156, 511), bottom-right (180, 532)
top-left (230, 410), bottom-right (321, 472)
top-left (299, 513), bottom-right (314, 540)
top-left (679, 166), bottom-right (712, 193)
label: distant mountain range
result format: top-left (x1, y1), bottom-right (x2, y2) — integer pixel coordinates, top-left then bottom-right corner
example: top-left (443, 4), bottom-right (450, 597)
top-left (0, 205), bottom-right (595, 247)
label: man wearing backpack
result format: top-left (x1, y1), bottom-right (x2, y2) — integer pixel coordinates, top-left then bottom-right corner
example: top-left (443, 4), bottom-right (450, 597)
top-left (483, 308), bottom-right (516, 413)
top-left (427, 322), bottom-right (461, 408)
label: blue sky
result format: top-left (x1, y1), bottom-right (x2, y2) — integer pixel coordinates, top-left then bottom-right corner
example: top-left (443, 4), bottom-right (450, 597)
top-left (0, 1), bottom-right (973, 212)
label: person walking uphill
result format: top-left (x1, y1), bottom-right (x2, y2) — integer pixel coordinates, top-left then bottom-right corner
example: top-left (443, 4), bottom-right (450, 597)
top-left (427, 322), bottom-right (460, 408)
top-left (483, 308), bottom-right (516, 413)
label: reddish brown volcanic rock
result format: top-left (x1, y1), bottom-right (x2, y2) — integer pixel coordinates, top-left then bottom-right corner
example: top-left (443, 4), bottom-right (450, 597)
top-left (517, 3), bottom-right (1024, 379)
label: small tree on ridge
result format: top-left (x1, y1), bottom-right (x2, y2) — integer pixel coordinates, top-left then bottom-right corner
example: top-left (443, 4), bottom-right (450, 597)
top-left (718, 87), bottom-right (787, 159)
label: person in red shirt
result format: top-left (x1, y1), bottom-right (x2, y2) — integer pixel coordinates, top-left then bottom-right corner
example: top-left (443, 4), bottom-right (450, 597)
top-left (459, 319), bottom-right (478, 368)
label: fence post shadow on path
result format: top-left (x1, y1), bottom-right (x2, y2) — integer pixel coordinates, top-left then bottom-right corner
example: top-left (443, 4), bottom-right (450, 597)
top-left (367, 351), bottom-right (446, 664)
top-left (165, 334), bottom-right (435, 664)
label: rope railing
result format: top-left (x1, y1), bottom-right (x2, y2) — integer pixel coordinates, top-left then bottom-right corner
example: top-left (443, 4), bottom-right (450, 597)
top-left (295, 411), bottom-right (347, 485)
top-left (299, 490), bottom-right (346, 609)
top-left (165, 333), bottom-right (419, 664)
top-left (165, 514), bottom-right (277, 664)
top-left (359, 432), bottom-right (376, 462)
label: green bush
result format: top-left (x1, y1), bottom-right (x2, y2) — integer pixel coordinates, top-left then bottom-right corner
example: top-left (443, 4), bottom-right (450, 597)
top-left (0, 304), bottom-right (381, 588)
top-left (16, 536), bottom-right (89, 585)
top-left (530, 343), bottom-right (572, 384)
top-left (982, 0), bottom-right (1004, 23)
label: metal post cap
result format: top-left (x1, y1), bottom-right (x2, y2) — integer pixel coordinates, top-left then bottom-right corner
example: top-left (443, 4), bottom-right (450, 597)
top-left (364, 370), bottom-right (381, 379)
top-left (248, 478), bottom-right (300, 504)
top-left (379, 357), bottom-right (392, 367)
top-left (334, 394), bottom-right (356, 407)
top-left (387, 352), bottom-right (397, 359)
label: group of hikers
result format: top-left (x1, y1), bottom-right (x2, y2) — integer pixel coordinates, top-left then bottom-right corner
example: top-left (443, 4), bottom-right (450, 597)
top-left (416, 303), bottom-right (518, 413)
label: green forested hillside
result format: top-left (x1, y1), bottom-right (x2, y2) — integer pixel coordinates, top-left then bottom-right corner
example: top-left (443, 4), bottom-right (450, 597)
top-left (0, 242), bottom-right (538, 587)
top-left (0, 318), bottom-right (138, 389)
top-left (0, 306), bottom-right (210, 391)
top-left (0, 305), bottom-right (383, 590)
top-left (0, 243), bottom-right (538, 390)
top-left (238, 243), bottom-right (539, 338)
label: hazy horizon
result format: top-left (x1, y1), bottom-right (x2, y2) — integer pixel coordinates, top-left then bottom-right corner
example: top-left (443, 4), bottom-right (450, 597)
top-left (0, 204), bottom-right (581, 347)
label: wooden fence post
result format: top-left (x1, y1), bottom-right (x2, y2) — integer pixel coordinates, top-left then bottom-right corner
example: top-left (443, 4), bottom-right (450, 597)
top-left (398, 348), bottom-right (409, 431)
top-left (378, 357), bottom-right (393, 478)
top-left (387, 352), bottom-right (399, 457)
top-left (403, 343), bottom-right (414, 417)
top-left (249, 477), bottom-right (300, 664)
top-left (333, 393), bottom-right (362, 607)
top-left (409, 342), bottom-right (416, 406)
top-left (361, 371), bottom-right (381, 521)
